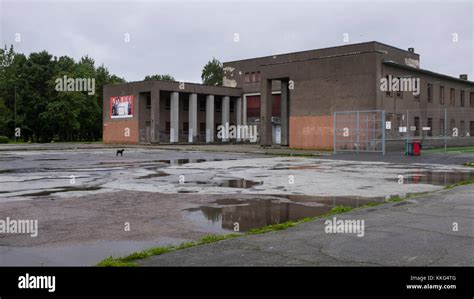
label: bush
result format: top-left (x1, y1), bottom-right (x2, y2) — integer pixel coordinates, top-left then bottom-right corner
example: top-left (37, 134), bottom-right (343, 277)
top-left (0, 136), bottom-right (9, 143)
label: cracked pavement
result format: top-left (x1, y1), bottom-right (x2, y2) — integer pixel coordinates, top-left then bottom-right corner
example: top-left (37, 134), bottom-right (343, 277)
top-left (138, 184), bottom-right (474, 266)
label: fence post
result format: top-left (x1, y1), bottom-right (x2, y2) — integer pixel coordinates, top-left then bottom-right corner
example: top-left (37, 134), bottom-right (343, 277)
top-left (333, 111), bottom-right (336, 155)
top-left (444, 108), bottom-right (447, 152)
top-left (382, 110), bottom-right (386, 155)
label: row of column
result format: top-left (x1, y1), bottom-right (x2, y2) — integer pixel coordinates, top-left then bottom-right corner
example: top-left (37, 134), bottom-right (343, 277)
top-left (168, 92), bottom-right (243, 143)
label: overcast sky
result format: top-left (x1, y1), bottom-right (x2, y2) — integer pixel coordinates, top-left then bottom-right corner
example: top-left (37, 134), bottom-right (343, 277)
top-left (1, 0), bottom-right (473, 83)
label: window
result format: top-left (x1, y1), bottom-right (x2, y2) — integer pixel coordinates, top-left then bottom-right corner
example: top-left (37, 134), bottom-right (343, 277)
top-left (165, 98), bottom-right (170, 110)
top-left (450, 88), bottom-right (455, 106)
top-left (199, 99), bottom-right (206, 112)
top-left (183, 122), bottom-right (189, 134)
top-left (256, 72), bottom-right (261, 82)
top-left (460, 90), bottom-right (465, 107)
top-left (439, 86), bottom-right (444, 105)
top-left (251, 72), bottom-right (256, 83)
top-left (439, 118), bottom-right (445, 136)
top-left (427, 118), bottom-right (433, 137)
top-left (215, 100), bottom-right (221, 112)
top-left (471, 92), bottom-right (474, 108)
top-left (414, 117), bottom-right (420, 136)
top-left (165, 122), bottom-right (170, 134)
top-left (450, 119), bottom-right (456, 135)
top-left (460, 121), bottom-right (465, 137)
top-left (244, 72), bottom-right (250, 83)
top-left (385, 75), bottom-right (392, 97)
top-left (183, 99), bottom-right (189, 111)
top-left (427, 83), bottom-right (432, 103)
top-left (146, 94), bottom-right (151, 108)
top-left (230, 99), bottom-right (234, 113)
top-left (470, 121), bottom-right (474, 137)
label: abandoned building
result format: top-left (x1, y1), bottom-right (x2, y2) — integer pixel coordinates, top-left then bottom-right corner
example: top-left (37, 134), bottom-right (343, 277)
top-left (103, 41), bottom-right (474, 150)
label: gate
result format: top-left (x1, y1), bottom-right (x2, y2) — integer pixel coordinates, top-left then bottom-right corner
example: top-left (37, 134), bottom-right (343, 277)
top-left (333, 110), bottom-right (385, 154)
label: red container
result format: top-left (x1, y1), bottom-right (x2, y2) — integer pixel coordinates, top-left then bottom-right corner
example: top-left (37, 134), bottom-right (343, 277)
top-left (412, 141), bottom-right (422, 156)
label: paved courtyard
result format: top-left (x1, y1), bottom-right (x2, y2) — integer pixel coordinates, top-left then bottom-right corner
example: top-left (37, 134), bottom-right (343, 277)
top-left (0, 146), bottom-right (473, 265)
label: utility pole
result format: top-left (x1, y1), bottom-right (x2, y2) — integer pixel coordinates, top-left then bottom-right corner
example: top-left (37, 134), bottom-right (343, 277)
top-left (14, 84), bottom-right (17, 142)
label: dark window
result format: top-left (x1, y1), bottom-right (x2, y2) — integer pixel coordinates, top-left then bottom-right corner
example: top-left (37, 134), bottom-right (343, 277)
top-left (460, 90), bottom-right (465, 107)
top-left (244, 73), bottom-right (250, 83)
top-left (439, 119), bottom-right (445, 136)
top-left (199, 99), bottom-right (206, 112)
top-left (230, 99), bottom-right (234, 113)
top-left (165, 98), bottom-right (170, 110)
top-left (146, 94), bottom-right (151, 108)
top-left (427, 83), bottom-right (432, 103)
top-left (183, 122), bottom-right (189, 134)
top-left (471, 92), bottom-right (474, 108)
top-left (450, 88), bottom-right (455, 106)
top-left (460, 121), bottom-right (465, 137)
top-left (450, 119), bottom-right (456, 135)
top-left (199, 123), bottom-right (206, 134)
top-left (215, 100), bottom-right (221, 112)
top-left (385, 75), bottom-right (392, 97)
top-left (165, 122), bottom-right (170, 134)
top-left (414, 117), bottom-right (420, 136)
top-left (183, 99), bottom-right (189, 111)
top-left (439, 86), bottom-right (444, 105)
top-left (427, 118), bottom-right (433, 137)
top-left (470, 121), bottom-right (474, 137)
top-left (256, 72), bottom-right (261, 82)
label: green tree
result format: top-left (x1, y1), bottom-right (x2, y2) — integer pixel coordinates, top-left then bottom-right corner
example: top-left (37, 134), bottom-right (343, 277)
top-left (144, 74), bottom-right (175, 81)
top-left (201, 57), bottom-right (223, 86)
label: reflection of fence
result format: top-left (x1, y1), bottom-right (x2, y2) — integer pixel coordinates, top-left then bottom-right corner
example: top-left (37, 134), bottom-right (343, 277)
top-left (334, 110), bottom-right (385, 154)
top-left (384, 108), bottom-right (474, 151)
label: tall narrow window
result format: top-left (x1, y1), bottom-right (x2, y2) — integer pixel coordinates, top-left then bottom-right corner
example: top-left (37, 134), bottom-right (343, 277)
top-left (427, 118), bottom-right (433, 137)
top-left (199, 99), bottom-right (206, 112)
top-left (460, 121), bottom-right (465, 137)
top-left (439, 119), bottom-right (445, 136)
top-left (439, 86), bottom-right (444, 105)
top-left (450, 88), bottom-right (455, 106)
top-left (460, 90), bottom-right (465, 107)
top-left (427, 83), bottom-right (432, 103)
top-left (414, 117), bottom-right (420, 136)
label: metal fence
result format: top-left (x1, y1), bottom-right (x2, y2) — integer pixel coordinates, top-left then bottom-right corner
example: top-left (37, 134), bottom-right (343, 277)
top-left (334, 110), bottom-right (385, 154)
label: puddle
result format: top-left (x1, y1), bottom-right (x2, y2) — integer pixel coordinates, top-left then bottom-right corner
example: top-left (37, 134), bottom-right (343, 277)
top-left (136, 171), bottom-right (169, 179)
top-left (19, 186), bottom-right (102, 197)
top-left (218, 179), bottom-right (262, 188)
top-left (185, 199), bottom-right (332, 232)
top-left (274, 194), bottom-right (385, 208)
top-left (272, 164), bottom-right (321, 170)
top-left (387, 171), bottom-right (474, 186)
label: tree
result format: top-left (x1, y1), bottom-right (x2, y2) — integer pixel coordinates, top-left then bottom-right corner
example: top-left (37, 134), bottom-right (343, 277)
top-left (144, 74), bottom-right (175, 81)
top-left (201, 57), bottom-right (223, 86)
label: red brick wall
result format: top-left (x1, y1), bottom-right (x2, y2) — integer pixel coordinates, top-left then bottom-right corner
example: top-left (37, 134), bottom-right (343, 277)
top-left (289, 115), bottom-right (334, 150)
top-left (103, 120), bottom-right (139, 144)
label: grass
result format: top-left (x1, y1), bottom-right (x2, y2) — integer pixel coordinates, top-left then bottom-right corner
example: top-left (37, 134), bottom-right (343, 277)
top-left (444, 178), bottom-right (474, 190)
top-left (423, 146), bottom-right (474, 154)
top-left (464, 162), bottom-right (474, 167)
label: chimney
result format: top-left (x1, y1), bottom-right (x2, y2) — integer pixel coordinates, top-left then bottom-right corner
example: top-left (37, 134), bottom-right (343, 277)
top-left (459, 74), bottom-right (468, 80)
top-left (408, 47), bottom-right (415, 53)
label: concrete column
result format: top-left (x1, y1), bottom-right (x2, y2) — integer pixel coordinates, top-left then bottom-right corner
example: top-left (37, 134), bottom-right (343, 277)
top-left (205, 95), bottom-right (214, 143)
top-left (150, 91), bottom-right (160, 143)
top-left (188, 93), bottom-right (197, 143)
top-left (260, 79), bottom-right (272, 147)
top-left (221, 96), bottom-right (230, 142)
top-left (281, 81), bottom-right (289, 146)
top-left (170, 92), bottom-right (179, 143)
top-left (236, 97), bottom-right (242, 142)
top-left (242, 95), bottom-right (247, 125)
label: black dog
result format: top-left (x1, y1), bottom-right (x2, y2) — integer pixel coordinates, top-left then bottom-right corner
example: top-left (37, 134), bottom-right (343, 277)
top-left (116, 149), bottom-right (125, 156)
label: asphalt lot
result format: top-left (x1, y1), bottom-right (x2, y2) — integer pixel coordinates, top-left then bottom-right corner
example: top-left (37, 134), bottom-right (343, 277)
top-left (0, 145), bottom-right (473, 266)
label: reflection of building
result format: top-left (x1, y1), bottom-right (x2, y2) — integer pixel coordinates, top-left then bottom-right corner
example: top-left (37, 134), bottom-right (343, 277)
top-left (103, 41), bottom-right (474, 149)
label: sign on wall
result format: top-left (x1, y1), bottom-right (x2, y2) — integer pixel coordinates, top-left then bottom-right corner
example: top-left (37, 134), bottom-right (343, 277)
top-left (110, 95), bottom-right (134, 118)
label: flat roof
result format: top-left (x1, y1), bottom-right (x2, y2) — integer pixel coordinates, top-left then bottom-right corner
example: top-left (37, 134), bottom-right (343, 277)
top-left (383, 60), bottom-right (474, 86)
